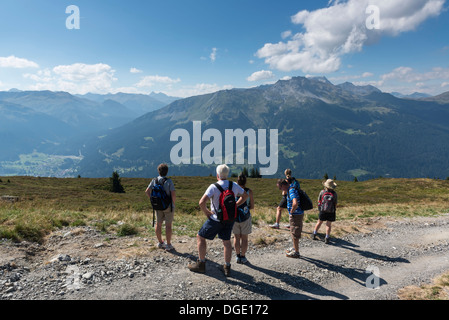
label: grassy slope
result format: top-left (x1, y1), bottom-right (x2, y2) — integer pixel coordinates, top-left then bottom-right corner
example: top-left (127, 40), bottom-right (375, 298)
top-left (1, 176), bottom-right (448, 243)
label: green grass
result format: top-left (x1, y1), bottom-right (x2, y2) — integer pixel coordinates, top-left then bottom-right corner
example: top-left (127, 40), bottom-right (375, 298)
top-left (1, 176), bottom-right (448, 243)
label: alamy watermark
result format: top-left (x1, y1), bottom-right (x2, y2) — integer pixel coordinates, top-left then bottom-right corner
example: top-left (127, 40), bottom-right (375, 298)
top-left (366, 5), bottom-right (381, 30)
top-left (365, 265), bottom-right (380, 289)
top-left (66, 5), bottom-right (80, 30)
top-left (170, 121), bottom-right (279, 176)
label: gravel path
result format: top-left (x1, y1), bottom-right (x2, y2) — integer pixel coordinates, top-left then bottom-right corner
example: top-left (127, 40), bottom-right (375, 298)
top-left (1, 214), bottom-right (449, 301)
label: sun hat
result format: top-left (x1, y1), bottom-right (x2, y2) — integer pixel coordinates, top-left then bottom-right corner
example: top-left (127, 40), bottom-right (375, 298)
top-left (323, 179), bottom-right (337, 190)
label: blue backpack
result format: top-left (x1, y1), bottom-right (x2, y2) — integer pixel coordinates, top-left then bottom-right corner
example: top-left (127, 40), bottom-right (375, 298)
top-left (150, 177), bottom-right (172, 211)
top-left (236, 188), bottom-right (251, 222)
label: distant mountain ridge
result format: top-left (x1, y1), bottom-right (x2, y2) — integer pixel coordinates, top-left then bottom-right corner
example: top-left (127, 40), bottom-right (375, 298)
top-left (76, 76), bottom-right (449, 180)
top-left (0, 90), bottom-right (178, 174)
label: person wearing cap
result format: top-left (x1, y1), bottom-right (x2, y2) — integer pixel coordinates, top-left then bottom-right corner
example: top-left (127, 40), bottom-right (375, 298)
top-left (313, 179), bottom-right (338, 244)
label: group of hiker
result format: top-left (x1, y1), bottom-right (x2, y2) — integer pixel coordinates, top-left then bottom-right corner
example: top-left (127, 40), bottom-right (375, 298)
top-left (145, 163), bottom-right (338, 277)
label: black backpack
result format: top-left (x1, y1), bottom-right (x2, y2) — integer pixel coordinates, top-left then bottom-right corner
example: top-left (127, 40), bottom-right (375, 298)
top-left (214, 182), bottom-right (237, 224)
top-left (290, 185), bottom-right (313, 211)
top-left (150, 177), bottom-right (172, 211)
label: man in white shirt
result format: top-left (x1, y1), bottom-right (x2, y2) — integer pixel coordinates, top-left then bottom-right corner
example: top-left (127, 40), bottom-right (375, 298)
top-left (188, 164), bottom-right (248, 276)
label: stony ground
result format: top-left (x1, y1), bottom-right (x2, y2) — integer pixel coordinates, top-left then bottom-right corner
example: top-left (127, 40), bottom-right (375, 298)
top-left (1, 214), bottom-right (449, 301)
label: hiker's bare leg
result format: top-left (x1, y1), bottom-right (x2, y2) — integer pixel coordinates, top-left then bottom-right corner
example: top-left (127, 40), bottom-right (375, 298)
top-left (314, 220), bottom-right (323, 234)
top-left (197, 234), bottom-right (207, 261)
top-left (155, 221), bottom-right (164, 244)
top-left (234, 234), bottom-right (241, 255)
top-left (276, 207), bottom-right (282, 224)
top-left (165, 222), bottom-right (172, 245)
top-left (292, 235), bottom-right (299, 252)
top-left (223, 240), bottom-right (232, 264)
top-left (326, 221), bottom-right (332, 237)
top-left (240, 234), bottom-right (248, 256)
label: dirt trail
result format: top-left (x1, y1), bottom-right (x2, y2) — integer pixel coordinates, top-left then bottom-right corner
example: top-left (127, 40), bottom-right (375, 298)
top-left (1, 214), bottom-right (449, 301)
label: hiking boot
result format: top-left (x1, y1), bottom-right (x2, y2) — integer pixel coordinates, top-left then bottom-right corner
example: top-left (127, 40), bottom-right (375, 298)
top-left (221, 264), bottom-right (231, 277)
top-left (286, 251), bottom-right (300, 259)
top-left (236, 255), bottom-right (242, 264)
top-left (164, 244), bottom-right (174, 251)
top-left (325, 237), bottom-right (330, 244)
top-left (270, 223), bottom-right (280, 229)
top-left (312, 233), bottom-right (318, 240)
top-left (240, 256), bottom-right (248, 264)
top-left (188, 260), bottom-right (206, 273)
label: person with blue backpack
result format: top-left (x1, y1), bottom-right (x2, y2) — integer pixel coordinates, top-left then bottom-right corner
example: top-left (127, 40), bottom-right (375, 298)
top-left (233, 173), bottom-right (254, 264)
top-left (145, 163), bottom-right (176, 251)
top-left (278, 178), bottom-right (304, 259)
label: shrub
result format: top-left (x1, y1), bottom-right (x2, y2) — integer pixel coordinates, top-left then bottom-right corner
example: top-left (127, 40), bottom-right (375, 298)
top-left (109, 171), bottom-right (125, 193)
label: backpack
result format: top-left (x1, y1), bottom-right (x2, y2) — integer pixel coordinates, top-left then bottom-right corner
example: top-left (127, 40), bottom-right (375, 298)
top-left (236, 188), bottom-right (251, 223)
top-left (150, 177), bottom-right (172, 211)
top-left (290, 184), bottom-right (313, 211)
top-left (319, 190), bottom-right (336, 213)
top-left (214, 182), bottom-right (237, 224)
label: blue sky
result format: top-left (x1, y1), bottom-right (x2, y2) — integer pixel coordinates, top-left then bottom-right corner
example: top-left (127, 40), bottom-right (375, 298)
top-left (1, 0), bottom-right (448, 97)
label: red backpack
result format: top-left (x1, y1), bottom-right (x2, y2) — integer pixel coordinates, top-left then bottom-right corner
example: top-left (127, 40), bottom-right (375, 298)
top-left (319, 190), bottom-right (336, 213)
top-left (214, 182), bottom-right (237, 224)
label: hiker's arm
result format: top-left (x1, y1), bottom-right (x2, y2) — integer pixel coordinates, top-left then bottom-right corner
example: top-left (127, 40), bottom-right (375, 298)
top-left (199, 194), bottom-right (213, 218)
top-left (145, 187), bottom-right (151, 198)
top-left (291, 197), bottom-right (298, 213)
top-left (249, 189), bottom-right (255, 210)
top-left (171, 190), bottom-right (176, 207)
top-left (235, 192), bottom-right (248, 207)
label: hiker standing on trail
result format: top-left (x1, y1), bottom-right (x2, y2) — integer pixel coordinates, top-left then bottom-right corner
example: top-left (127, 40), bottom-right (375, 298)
top-left (278, 178), bottom-right (304, 258)
top-left (145, 163), bottom-right (176, 251)
top-left (233, 173), bottom-right (254, 264)
top-left (270, 169), bottom-right (294, 229)
top-left (188, 164), bottom-right (248, 276)
top-left (313, 179), bottom-right (338, 244)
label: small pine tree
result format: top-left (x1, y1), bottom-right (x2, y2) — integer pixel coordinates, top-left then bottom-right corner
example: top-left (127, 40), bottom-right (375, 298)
top-left (323, 173), bottom-right (329, 180)
top-left (354, 176), bottom-right (358, 182)
top-left (256, 167), bottom-right (262, 178)
top-left (242, 167), bottom-right (249, 177)
top-left (109, 171), bottom-right (125, 193)
top-left (250, 167), bottom-right (257, 178)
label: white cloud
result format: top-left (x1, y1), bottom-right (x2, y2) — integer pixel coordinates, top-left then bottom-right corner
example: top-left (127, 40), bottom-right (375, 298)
top-left (354, 65), bottom-right (449, 95)
top-left (247, 70), bottom-right (275, 82)
top-left (0, 55), bottom-right (39, 68)
top-left (256, 0), bottom-right (445, 73)
top-left (281, 30), bottom-right (292, 39)
top-left (163, 83), bottom-right (233, 98)
top-left (24, 63), bottom-right (117, 94)
top-left (130, 67), bottom-right (143, 74)
top-left (380, 66), bottom-right (449, 84)
top-left (329, 71), bottom-right (374, 83)
top-left (136, 75), bottom-right (181, 88)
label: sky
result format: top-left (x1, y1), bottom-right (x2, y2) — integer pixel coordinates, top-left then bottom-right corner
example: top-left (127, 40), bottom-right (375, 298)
top-left (0, 0), bottom-right (448, 98)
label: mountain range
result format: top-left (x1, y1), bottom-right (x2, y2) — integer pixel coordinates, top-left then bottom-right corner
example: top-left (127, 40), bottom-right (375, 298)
top-left (77, 76), bottom-right (449, 180)
top-left (1, 77), bottom-right (449, 180)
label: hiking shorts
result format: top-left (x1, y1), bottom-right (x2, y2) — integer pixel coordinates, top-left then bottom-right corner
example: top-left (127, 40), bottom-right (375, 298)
top-left (233, 218), bottom-right (252, 235)
top-left (156, 207), bottom-right (174, 224)
top-left (289, 214), bottom-right (304, 240)
top-left (278, 195), bottom-right (288, 209)
top-left (198, 218), bottom-right (234, 241)
top-left (318, 211), bottom-right (336, 222)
